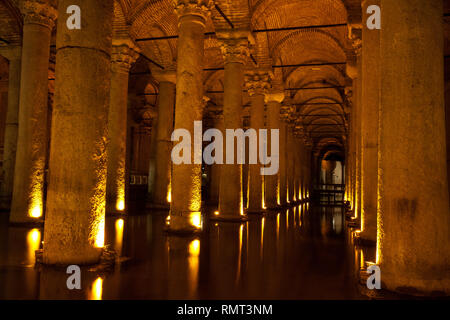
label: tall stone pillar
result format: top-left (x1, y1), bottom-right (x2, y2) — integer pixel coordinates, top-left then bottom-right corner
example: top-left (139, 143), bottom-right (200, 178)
top-left (151, 69), bottom-right (176, 209)
top-left (9, 0), bottom-right (56, 223)
top-left (209, 113), bottom-right (223, 205)
top-left (43, 0), bottom-right (114, 264)
top-left (245, 70), bottom-right (271, 213)
top-left (286, 125), bottom-right (295, 203)
top-left (216, 30), bottom-right (250, 221)
top-left (168, 0), bottom-right (213, 232)
top-left (378, 0), bottom-right (450, 294)
top-left (359, 0), bottom-right (379, 243)
top-left (264, 91), bottom-right (284, 209)
top-left (106, 40), bottom-right (139, 215)
top-left (279, 114), bottom-right (288, 206)
top-left (0, 47), bottom-right (21, 210)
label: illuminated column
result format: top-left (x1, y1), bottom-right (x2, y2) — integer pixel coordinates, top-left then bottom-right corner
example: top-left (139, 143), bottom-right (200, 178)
top-left (43, 0), bottom-right (114, 264)
top-left (245, 70), bottom-right (271, 213)
top-left (346, 34), bottom-right (361, 216)
top-left (150, 69), bottom-right (176, 209)
top-left (216, 30), bottom-right (250, 220)
top-left (106, 40), bottom-right (139, 214)
top-left (378, 0), bottom-right (450, 294)
top-left (286, 124), bottom-right (295, 203)
top-left (209, 112), bottom-right (223, 205)
top-left (278, 113), bottom-right (288, 206)
top-left (264, 91), bottom-right (283, 209)
top-left (359, 0), bottom-right (379, 243)
top-left (168, 0), bottom-right (213, 232)
top-left (0, 47), bottom-right (21, 210)
top-left (9, 0), bottom-right (56, 223)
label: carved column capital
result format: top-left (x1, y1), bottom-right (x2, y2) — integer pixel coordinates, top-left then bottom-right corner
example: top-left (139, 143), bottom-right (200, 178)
top-left (245, 69), bottom-right (273, 96)
top-left (174, 0), bottom-right (214, 26)
top-left (217, 30), bottom-right (252, 65)
top-left (111, 39), bottom-right (141, 74)
top-left (21, 0), bottom-right (57, 29)
top-left (265, 90), bottom-right (285, 104)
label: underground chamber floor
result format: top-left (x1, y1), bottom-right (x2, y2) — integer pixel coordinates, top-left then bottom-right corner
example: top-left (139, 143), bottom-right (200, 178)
top-left (0, 204), bottom-right (371, 299)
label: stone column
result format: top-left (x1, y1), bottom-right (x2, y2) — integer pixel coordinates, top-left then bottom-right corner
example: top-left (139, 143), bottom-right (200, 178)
top-left (279, 114), bottom-right (288, 206)
top-left (0, 47), bottom-right (21, 210)
top-left (378, 0), bottom-right (450, 294)
top-left (209, 113), bottom-right (223, 205)
top-left (286, 125), bottom-right (295, 203)
top-left (264, 91), bottom-right (284, 210)
top-left (42, 0), bottom-right (114, 264)
top-left (359, 0), bottom-right (379, 243)
top-left (9, 0), bottom-right (56, 223)
top-left (245, 70), bottom-right (271, 213)
top-left (106, 40), bottom-right (139, 215)
top-left (168, 0), bottom-right (213, 232)
top-left (216, 30), bottom-right (250, 221)
top-left (151, 69), bottom-right (176, 209)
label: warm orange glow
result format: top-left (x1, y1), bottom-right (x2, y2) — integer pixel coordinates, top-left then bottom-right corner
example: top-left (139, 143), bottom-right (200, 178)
top-left (116, 199), bottom-right (125, 211)
top-left (188, 239), bottom-right (200, 297)
top-left (29, 205), bottom-right (42, 218)
top-left (115, 218), bottom-right (124, 255)
top-left (27, 228), bottom-right (41, 263)
top-left (260, 217), bottom-right (265, 259)
top-left (167, 182), bottom-right (172, 203)
top-left (189, 239), bottom-right (200, 256)
top-left (90, 277), bottom-right (103, 300)
top-left (214, 211), bottom-right (219, 216)
top-left (94, 217), bottom-right (105, 248)
top-left (190, 212), bottom-right (202, 229)
top-left (276, 213), bottom-right (280, 239)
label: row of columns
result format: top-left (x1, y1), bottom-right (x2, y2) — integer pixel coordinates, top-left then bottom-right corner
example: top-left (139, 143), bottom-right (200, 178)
top-left (345, 0), bottom-right (450, 294)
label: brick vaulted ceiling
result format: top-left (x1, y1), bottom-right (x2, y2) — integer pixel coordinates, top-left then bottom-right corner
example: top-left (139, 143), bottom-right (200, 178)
top-left (1, 0), bottom-right (449, 158)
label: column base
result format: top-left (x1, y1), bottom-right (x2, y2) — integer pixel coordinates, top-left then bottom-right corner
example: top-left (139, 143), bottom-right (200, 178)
top-left (36, 247), bottom-right (116, 268)
top-left (354, 231), bottom-right (376, 246)
top-left (165, 212), bottom-right (203, 235)
top-left (146, 202), bottom-right (170, 210)
top-left (246, 207), bottom-right (266, 214)
top-left (354, 232), bottom-right (376, 246)
top-left (379, 267), bottom-right (450, 297)
top-left (210, 214), bottom-right (249, 222)
top-left (9, 219), bottom-right (44, 227)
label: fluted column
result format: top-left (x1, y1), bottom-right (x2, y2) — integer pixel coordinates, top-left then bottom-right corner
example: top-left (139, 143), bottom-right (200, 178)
top-left (377, 0), bottom-right (450, 294)
top-left (43, 0), bottom-right (114, 264)
top-left (0, 47), bottom-right (21, 210)
top-left (106, 40), bottom-right (139, 215)
top-left (9, 0), bottom-right (56, 223)
top-left (168, 0), bottom-right (213, 232)
top-left (245, 70), bottom-right (271, 213)
top-left (216, 30), bottom-right (250, 221)
top-left (264, 91), bottom-right (284, 209)
top-left (359, 0), bottom-right (379, 243)
top-left (150, 69), bottom-right (176, 209)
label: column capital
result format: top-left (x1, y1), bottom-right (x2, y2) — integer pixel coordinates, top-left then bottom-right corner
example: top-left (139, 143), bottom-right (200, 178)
top-left (111, 39), bottom-right (141, 74)
top-left (265, 90), bottom-right (285, 104)
top-left (217, 29), bottom-right (252, 65)
top-left (174, 0), bottom-right (214, 26)
top-left (21, 0), bottom-right (57, 29)
top-left (348, 24), bottom-right (362, 56)
top-left (245, 69), bottom-right (273, 96)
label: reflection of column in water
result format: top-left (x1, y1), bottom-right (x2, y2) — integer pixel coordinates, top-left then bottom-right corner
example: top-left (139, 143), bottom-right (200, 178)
top-left (88, 277), bottom-right (103, 300)
top-left (27, 228), bottom-right (41, 264)
top-left (115, 218), bottom-right (124, 256)
top-left (188, 239), bottom-right (200, 298)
